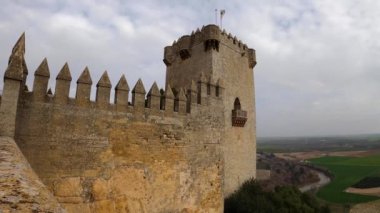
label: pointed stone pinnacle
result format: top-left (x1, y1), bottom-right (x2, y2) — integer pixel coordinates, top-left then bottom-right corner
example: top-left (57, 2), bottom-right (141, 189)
top-left (97, 71), bottom-right (112, 88)
top-left (191, 80), bottom-right (197, 91)
top-left (4, 33), bottom-right (26, 81)
top-left (148, 82), bottom-right (160, 97)
top-left (11, 32), bottom-right (25, 57)
top-left (228, 33), bottom-right (232, 38)
top-left (34, 58), bottom-right (50, 77)
top-left (115, 74), bottom-right (129, 91)
top-left (77, 67), bottom-right (92, 85)
top-left (165, 84), bottom-right (174, 99)
top-left (191, 30), bottom-right (195, 36)
top-left (56, 62), bottom-right (72, 81)
top-left (196, 28), bottom-right (200, 33)
top-left (177, 88), bottom-right (187, 101)
top-left (132, 78), bottom-right (146, 94)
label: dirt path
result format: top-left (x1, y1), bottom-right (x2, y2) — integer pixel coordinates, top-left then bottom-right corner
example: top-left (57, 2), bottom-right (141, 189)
top-left (346, 187), bottom-right (380, 197)
top-left (350, 200), bottom-right (380, 213)
top-left (299, 170), bottom-right (330, 193)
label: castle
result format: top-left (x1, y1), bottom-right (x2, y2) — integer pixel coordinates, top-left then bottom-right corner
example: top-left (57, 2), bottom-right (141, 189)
top-left (0, 24), bottom-right (257, 212)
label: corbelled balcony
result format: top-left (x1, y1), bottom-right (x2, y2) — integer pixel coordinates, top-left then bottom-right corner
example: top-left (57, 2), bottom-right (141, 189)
top-left (232, 109), bottom-right (247, 127)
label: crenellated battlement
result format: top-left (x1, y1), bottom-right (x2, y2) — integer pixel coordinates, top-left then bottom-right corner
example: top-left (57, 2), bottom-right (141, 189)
top-left (17, 57), bottom-right (224, 118)
top-left (164, 24), bottom-right (256, 69)
top-left (0, 33), bottom-right (224, 121)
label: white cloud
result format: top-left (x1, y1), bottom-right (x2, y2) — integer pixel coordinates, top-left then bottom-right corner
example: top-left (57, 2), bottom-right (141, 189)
top-left (0, 0), bottom-right (379, 137)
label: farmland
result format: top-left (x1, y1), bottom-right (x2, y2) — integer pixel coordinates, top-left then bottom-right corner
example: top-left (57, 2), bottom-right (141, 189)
top-left (257, 134), bottom-right (380, 209)
top-left (258, 134), bottom-right (380, 153)
top-left (310, 155), bottom-right (380, 204)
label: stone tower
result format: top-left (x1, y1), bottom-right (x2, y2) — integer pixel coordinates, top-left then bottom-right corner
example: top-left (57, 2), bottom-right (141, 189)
top-left (164, 24), bottom-right (257, 196)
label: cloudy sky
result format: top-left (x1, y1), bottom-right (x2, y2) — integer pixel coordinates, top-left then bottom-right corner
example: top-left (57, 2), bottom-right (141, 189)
top-left (1, 0), bottom-right (380, 137)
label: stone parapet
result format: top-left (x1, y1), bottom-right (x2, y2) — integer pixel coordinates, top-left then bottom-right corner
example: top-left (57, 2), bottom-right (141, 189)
top-left (10, 59), bottom-right (223, 119)
top-left (164, 24), bottom-right (256, 69)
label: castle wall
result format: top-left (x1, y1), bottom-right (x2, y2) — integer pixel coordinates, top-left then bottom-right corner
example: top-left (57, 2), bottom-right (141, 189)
top-left (1, 26), bottom-right (257, 212)
top-left (12, 82), bottom-right (224, 212)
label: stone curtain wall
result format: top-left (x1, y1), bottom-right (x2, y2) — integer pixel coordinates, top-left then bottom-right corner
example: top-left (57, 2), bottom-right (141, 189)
top-left (12, 66), bottom-right (225, 212)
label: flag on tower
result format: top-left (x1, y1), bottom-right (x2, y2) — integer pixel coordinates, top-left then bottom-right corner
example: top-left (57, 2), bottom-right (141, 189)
top-left (220, 9), bottom-right (225, 17)
top-left (220, 9), bottom-right (226, 28)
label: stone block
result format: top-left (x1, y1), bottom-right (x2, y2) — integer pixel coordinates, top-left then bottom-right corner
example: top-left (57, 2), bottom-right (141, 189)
top-left (63, 203), bottom-right (91, 213)
top-left (91, 199), bottom-right (115, 213)
top-left (92, 178), bottom-right (110, 201)
top-left (53, 177), bottom-right (82, 197)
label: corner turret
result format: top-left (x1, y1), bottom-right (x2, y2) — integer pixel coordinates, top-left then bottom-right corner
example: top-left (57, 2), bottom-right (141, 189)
top-left (0, 33), bottom-right (26, 137)
top-left (4, 33), bottom-right (25, 81)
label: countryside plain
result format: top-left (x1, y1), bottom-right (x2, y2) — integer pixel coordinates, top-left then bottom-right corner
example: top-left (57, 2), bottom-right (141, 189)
top-left (258, 134), bottom-right (380, 212)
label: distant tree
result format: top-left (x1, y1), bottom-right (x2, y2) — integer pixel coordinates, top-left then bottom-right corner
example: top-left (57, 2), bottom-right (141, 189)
top-left (224, 179), bottom-right (330, 213)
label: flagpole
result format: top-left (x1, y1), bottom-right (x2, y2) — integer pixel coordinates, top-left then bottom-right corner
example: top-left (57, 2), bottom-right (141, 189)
top-left (220, 10), bottom-right (225, 29)
top-left (220, 13), bottom-right (222, 28)
top-left (215, 9), bottom-right (218, 25)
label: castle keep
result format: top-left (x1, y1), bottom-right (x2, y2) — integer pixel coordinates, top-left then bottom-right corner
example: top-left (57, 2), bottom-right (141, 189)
top-left (0, 25), bottom-right (257, 212)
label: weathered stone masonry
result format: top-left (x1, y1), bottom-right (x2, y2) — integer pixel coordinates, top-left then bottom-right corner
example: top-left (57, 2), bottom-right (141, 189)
top-left (0, 24), bottom-right (257, 212)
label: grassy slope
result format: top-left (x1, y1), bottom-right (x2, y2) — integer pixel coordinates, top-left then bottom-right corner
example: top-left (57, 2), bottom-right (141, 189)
top-left (310, 155), bottom-right (380, 204)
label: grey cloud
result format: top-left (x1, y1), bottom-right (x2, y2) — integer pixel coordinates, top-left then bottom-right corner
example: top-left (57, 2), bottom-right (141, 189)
top-left (0, 0), bottom-right (379, 137)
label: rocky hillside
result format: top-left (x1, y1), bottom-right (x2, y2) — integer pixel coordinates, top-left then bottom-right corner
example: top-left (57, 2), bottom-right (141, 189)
top-left (0, 137), bottom-right (65, 212)
top-left (257, 152), bottom-right (320, 191)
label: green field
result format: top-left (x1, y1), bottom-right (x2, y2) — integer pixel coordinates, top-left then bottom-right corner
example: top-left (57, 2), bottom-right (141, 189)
top-left (310, 155), bottom-right (380, 204)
